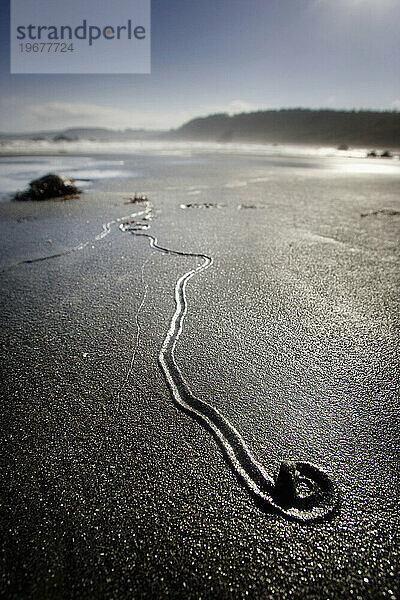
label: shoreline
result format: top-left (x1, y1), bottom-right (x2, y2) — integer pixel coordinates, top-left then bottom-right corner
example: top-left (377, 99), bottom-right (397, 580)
top-left (1, 138), bottom-right (400, 158)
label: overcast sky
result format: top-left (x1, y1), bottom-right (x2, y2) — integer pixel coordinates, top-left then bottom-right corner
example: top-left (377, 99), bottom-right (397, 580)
top-left (0, 0), bottom-right (399, 133)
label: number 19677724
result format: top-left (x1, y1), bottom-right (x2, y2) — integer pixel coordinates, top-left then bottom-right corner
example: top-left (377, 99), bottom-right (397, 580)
top-left (19, 43), bottom-right (74, 52)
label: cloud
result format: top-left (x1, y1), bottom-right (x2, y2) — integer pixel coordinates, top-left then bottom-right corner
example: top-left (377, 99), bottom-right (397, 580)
top-left (30, 99), bottom-right (261, 127)
top-left (324, 96), bottom-right (337, 107)
top-left (30, 102), bottom-right (135, 129)
top-left (218, 100), bottom-right (258, 114)
top-left (194, 99), bottom-right (266, 117)
top-left (0, 100), bottom-right (184, 132)
top-left (0, 98), bottom-right (265, 133)
top-left (391, 99), bottom-right (400, 110)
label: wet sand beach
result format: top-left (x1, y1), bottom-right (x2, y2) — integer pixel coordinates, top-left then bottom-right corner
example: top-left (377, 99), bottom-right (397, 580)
top-left (1, 151), bottom-right (399, 598)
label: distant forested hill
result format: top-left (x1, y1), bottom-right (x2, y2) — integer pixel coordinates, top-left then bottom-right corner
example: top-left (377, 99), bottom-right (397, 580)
top-left (168, 109), bottom-right (400, 148)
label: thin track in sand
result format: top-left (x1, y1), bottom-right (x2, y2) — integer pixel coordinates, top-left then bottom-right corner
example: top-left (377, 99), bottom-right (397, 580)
top-left (120, 205), bottom-right (339, 522)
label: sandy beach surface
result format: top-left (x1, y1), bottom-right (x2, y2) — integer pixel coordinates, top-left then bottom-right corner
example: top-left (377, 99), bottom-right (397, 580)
top-left (1, 150), bottom-right (399, 599)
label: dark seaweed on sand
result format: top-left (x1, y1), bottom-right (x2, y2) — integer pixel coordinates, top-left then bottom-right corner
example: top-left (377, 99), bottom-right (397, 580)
top-left (13, 173), bottom-right (81, 201)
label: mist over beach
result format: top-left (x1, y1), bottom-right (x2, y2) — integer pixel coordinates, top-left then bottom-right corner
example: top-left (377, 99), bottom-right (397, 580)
top-left (1, 1), bottom-right (400, 599)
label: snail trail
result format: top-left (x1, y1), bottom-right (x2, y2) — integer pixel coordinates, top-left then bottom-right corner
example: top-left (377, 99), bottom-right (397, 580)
top-left (120, 204), bottom-right (339, 522)
top-left (0, 204), bottom-right (152, 273)
top-left (1, 196), bottom-right (338, 521)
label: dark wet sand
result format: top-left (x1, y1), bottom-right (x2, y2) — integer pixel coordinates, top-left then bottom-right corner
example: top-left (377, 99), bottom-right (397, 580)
top-left (1, 153), bottom-right (399, 599)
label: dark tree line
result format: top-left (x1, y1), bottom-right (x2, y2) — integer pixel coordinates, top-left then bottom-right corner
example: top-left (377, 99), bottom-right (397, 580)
top-left (168, 109), bottom-right (400, 147)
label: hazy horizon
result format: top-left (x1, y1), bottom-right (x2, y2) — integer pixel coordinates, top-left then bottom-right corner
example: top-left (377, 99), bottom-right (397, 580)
top-left (0, 106), bottom-right (399, 137)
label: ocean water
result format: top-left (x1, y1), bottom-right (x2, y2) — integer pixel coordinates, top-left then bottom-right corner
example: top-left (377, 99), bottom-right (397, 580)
top-left (0, 155), bottom-right (138, 201)
top-left (0, 137), bottom-right (395, 159)
top-left (0, 140), bottom-right (399, 202)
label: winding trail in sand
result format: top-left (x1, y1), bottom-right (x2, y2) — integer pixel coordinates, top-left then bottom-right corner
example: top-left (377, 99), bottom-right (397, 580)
top-left (120, 208), bottom-right (339, 522)
top-left (0, 203), bottom-right (152, 273)
top-left (1, 196), bottom-right (339, 521)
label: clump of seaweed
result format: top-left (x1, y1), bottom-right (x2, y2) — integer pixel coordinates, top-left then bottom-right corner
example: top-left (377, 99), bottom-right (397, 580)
top-left (361, 208), bottom-right (400, 217)
top-left (14, 173), bottom-right (81, 201)
top-left (123, 193), bottom-right (148, 204)
top-left (366, 150), bottom-right (394, 159)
